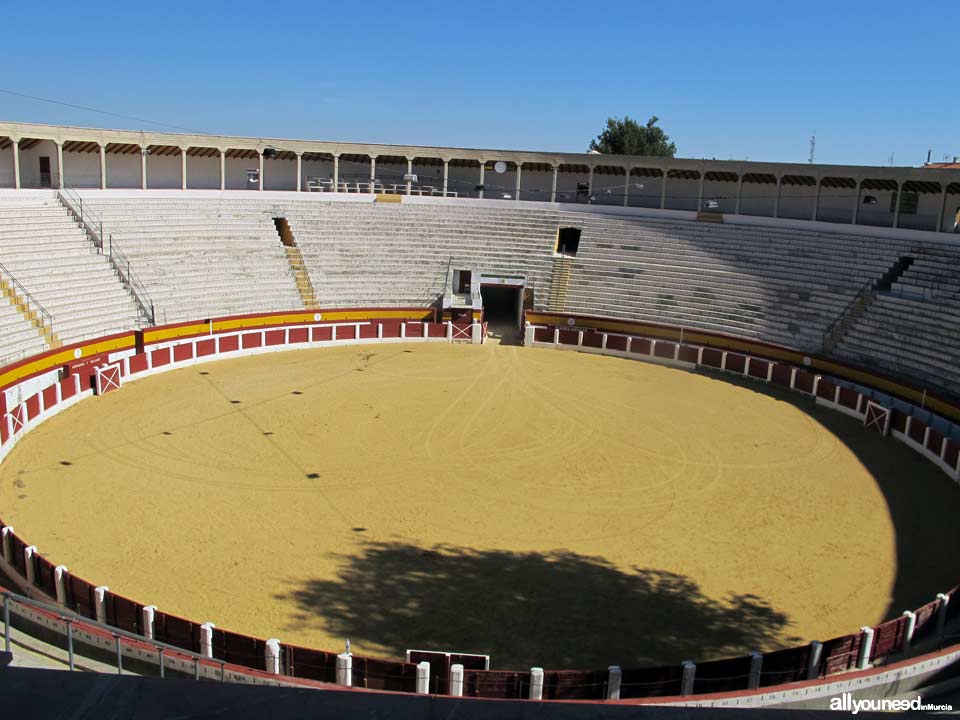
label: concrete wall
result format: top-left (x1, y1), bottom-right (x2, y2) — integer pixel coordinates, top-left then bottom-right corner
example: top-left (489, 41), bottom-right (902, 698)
top-left (146, 153), bottom-right (182, 189)
top-left (817, 186), bottom-right (856, 224)
top-left (740, 182), bottom-right (778, 217)
top-left (447, 163), bottom-right (481, 199)
top-left (664, 176), bottom-right (699, 211)
top-left (483, 165), bottom-right (517, 200)
top-left (702, 178), bottom-right (739, 214)
top-left (0, 146), bottom-right (13, 188)
top-left (591, 172), bottom-right (626, 207)
top-left (186, 155), bottom-right (220, 190)
top-left (105, 153), bottom-right (141, 189)
top-left (626, 172), bottom-right (663, 209)
top-left (264, 157), bottom-right (296, 191)
top-left (779, 184), bottom-right (818, 220)
top-left (63, 151), bottom-right (101, 188)
top-left (519, 167), bottom-right (553, 202)
top-left (18, 140), bottom-right (60, 189)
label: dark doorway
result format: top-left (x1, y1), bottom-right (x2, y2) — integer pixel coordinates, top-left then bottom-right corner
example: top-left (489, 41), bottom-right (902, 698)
top-left (557, 227), bottom-right (581, 255)
top-left (481, 284), bottom-right (522, 345)
top-left (39, 157), bottom-right (51, 188)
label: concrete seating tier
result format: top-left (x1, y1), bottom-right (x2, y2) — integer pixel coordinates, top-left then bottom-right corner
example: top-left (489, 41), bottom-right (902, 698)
top-left (0, 197), bottom-right (141, 344)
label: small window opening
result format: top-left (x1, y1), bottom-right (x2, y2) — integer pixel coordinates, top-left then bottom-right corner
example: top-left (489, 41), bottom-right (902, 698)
top-left (557, 227), bottom-right (581, 256)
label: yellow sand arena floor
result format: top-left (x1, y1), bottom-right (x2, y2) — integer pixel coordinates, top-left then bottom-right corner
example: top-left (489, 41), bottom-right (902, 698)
top-left (2, 342), bottom-right (959, 669)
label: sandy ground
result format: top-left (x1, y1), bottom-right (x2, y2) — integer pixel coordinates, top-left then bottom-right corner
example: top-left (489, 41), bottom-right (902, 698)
top-left (0, 342), bottom-right (957, 669)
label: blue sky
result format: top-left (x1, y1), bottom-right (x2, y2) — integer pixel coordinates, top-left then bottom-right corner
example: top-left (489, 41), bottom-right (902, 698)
top-left (1, 1), bottom-right (957, 167)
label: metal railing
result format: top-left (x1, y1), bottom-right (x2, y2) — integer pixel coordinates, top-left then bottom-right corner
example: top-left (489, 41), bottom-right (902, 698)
top-left (821, 279), bottom-right (875, 352)
top-left (0, 260), bottom-right (53, 337)
top-left (57, 185), bottom-right (157, 325)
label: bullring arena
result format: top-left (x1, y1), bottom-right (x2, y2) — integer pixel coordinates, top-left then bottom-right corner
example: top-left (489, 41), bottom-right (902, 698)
top-left (1, 120), bottom-right (960, 710)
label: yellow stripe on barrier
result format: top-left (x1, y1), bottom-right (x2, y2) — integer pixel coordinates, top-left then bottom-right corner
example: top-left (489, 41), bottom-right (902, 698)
top-left (0, 334), bottom-right (136, 390)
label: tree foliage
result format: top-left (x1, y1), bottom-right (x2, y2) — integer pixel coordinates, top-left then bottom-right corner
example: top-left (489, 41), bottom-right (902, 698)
top-left (589, 116), bottom-right (676, 157)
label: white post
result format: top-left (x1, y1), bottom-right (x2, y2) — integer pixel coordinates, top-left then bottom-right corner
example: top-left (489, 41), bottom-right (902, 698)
top-left (442, 160), bottom-right (449, 196)
top-left (332, 154), bottom-right (339, 192)
top-left (936, 187), bottom-right (948, 233)
top-left (587, 166), bottom-right (594, 201)
top-left (181, 147), bottom-right (188, 190)
top-left (200, 622), bottom-right (215, 658)
top-left (734, 175), bottom-right (743, 215)
top-left (515, 162), bottom-right (522, 201)
top-left (550, 164), bottom-right (558, 202)
top-left (471, 322), bottom-right (483, 344)
top-left (696, 170), bottom-right (704, 209)
top-left (12, 139), bottom-right (20, 189)
top-left (266, 638), bottom-right (281, 675)
top-left (296, 152), bottom-right (303, 192)
top-left (258, 151), bottom-right (264, 191)
top-left (937, 593), bottom-right (950, 636)
top-left (774, 176), bottom-right (782, 218)
top-left (56, 141), bottom-right (64, 189)
top-left (336, 651), bottom-right (352, 686)
top-left (219, 149), bottom-right (226, 191)
top-left (24, 545), bottom-right (37, 585)
top-left (406, 157), bottom-right (414, 195)
top-left (529, 667), bottom-right (544, 700)
top-left (748, 652), bottom-right (762, 690)
top-left (806, 640), bottom-right (822, 679)
top-left (660, 169), bottom-right (669, 208)
top-left (720, 351), bottom-right (728, 370)
top-left (857, 626), bottom-right (875, 669)
top-left (892, 181), bottom-right (902, 228)
top-left (812, 178), bottom-right (822, 221)
top-left (369, 155), bottom-right (376, 192)
top-left (446, 321), bottom-right (453, 341)
top-left (142, 605), bottom-right (156, 640)
top-left (623, 167), bottom-right (631, 207)
top-left (99, 143), bottom-right (107, 189)
top-left (607, 665), bottom-right (622, 700)
top-left (416, 661), bottom-right (430, 694)
top-left (0, 526), bottom-right (12, 561)
top-left (449, 663), bottom-right (464, 697)
top-left (789, 367), bottom-right (798, 389)
top-left (902, 610), bottom-right (917, 647)
top-left (478, 161), bottom-right (485, 199)
top-left (94, 586), bottom-right (109, 624)
top-left (680, 660), bottom-right (696, 696)
top-left (54, 565), bottom-right (69, 604)
top-left (524, 324), bottom-right (535, 346)
top-left (140, 146), bottom-right (147, 190)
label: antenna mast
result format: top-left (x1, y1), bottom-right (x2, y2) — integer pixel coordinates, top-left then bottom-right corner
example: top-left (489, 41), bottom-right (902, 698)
top-left (808, 131), bottom-right (816, 164)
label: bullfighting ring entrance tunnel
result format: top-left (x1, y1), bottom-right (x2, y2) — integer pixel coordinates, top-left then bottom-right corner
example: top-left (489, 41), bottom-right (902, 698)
top-left (2, 339), bottom-right (960, 670)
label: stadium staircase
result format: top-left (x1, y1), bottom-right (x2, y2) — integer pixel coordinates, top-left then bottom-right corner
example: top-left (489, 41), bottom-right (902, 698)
top-left (0, 274), bottom-right (61, 350)
top-left (273, 217), bottom-right (319, 310)
top-left (547, 256), bottom-right (574, 312)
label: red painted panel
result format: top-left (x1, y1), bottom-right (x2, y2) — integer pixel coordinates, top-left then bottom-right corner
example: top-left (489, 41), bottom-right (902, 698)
top-left (908, 417), bottom-right (927, 444)
top-left (288, 327), bottom-right (309, 344)
top-left (427, 322), bottom-right (447, 338)
top-left (606, 335), bottom-right (628, 352)
top-left (770, 363), bottom-right (792, 387)
top-left (926, 427), bottom-right (944, 454)
top-left (653, 341), bottom-right (676, 360)
top-left (581, 331), bottom-right (603, 349)
top-left (241, 332), bottom-right (262, 350)
top-left (219, 335), bottom-right (240, 353)
top-left (128, 353), bottom-right (148, 374)
top-left (60, 377), bottom-right (77, 401)
top-left (380, 320), bottom-right (401, 339)
top-left (312, 326), bottom-right (332, 342)
top-left (557, 329), bottom-right (578, 345)
top-left (747, 358), bottom-right (769, 380)
top-left (816, 378), bottom-right (837, 401)
top-left (838, 387), bottom-right (860, 410)
top-left (405, 322), bottom-right (424, 338)
top-left (151, 348), bottom-right (170, 368)
top-left (533, 327), bottom-right (553, 343)
top-left (25, 394), bottom-right (40, 420)
top-left (944, 440), bottom-right (960, 469)
top-left (0, 416), bottom-right (8, 444)
top-left (793, 370), bottom-right (815, 394)
top-left (265, 329), bottom-right (285, 347)
top-left (195, 339), bottom-right (215, 357)
top-left (701, 347), bottom-right (723, 368)
top-left (173, 343), bottom-right (193, 363)
top-left (724, 353), bottom-right (746, 373)
top-left (42, 384), bottom-right (58, 411)
top-left (892, 410), bottom-right (908, 434)
top-left (630, 337), bottom-right (652, 355)
top-left (677, 345), bottom-right (699, 364)
top-left (359, 323), bottom-right (378, 340)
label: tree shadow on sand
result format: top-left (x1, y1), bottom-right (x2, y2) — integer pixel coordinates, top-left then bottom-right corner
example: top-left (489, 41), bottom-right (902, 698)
top-left (274, 542), bottom-right (799, 669)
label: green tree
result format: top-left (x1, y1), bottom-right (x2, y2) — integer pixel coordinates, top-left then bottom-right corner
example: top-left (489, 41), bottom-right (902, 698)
top-left (589, 116), bottom-right (676, 157)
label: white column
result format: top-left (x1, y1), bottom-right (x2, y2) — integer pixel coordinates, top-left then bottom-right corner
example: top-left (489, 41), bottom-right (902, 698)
top-left (258, 151), bottom-right (264, 191)
top-left (734, 175), bottom-right (743, 214)
top-left (696, 171), bottom-right (705, 209)
top-left (660, 170), bottom-right (669, 208)
top-left (515, 163), bottom-right (522, 200)
top-left (857, 626), bottom-right (875, 669)
top-left (607, 666), bottom-right (622, 700)
top-left (550, 164), bottom-right (558, 202)
top-left (812, 178), bottom-right (822, 221)
top-left (24, 545), bottom-right (37, 585)
top-left (415, 661), bottom-right (430, 694)
top-left (852, 181), bottom-right (862, 224)
top-left (369, 155), bottom-right (376, 192)
top-left (806, 640), bottom-right (823, 679)
top-left (99, 143), bottom-right (107, 189)
top-left (219, 149), bottom-right (226, 191)
top-left (478, 161), bottom-right (485, 199)
top-left (528, 667), bottom-right (544, 700)
top-left (902, 611), bottom-right (917, 647)
top-left (200, 622), bottom-right (215, 658)
top-left (336, 652), bottom-right (352, 685)
top-left (442, 160), bottom-right (449, 196)
top-left (937, 592), bottom-right (951, 636)
top-left (94, 585), bottom-right (109, 624)
top-left (748, 652), bottom-right (763, 689)
top-left (56, 141), bottom-right (64, 188)
top-left (936, 186), bottom-right (948, 232)
top-left (680, 661), bottom-right (696, 695)
top-left (332, 154), bottom-right (340, 192)
top-left (296, 152), bottom-right (303, 192)
top-left (12, 139), bottom-right (20, 190)
top-left (0, 526), bottom-right (12, 560)
top-left (893, 181), bottom-right (902, 228)
top-left (587, 166), bottom-right (594, 201)
top-left (54, 565), bottom-right (69, 604)
top-left (449, 663), bottom-right (465, 696)
top-left (181, 147), bottom-right (188, 190)
top-left (265, 638), bottom-right (281, 675)
top-left (774, 176), bottom-right (782, 218)
top-left (140, 146), bottom-right (147, 190)
top-left (623, 167), bottom-right (631, 207)
top-left (406, 157), bottom-right (413, 195)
